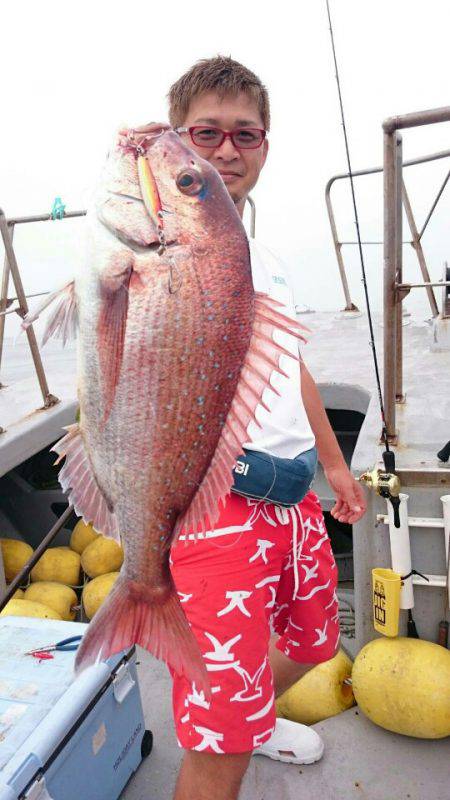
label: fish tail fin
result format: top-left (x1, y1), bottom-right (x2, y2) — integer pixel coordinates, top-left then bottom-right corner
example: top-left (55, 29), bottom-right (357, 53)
top-left (75, 575), bottom-right (210, 697)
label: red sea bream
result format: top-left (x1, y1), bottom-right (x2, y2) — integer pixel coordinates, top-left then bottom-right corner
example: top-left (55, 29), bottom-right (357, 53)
top-left (28, 126), bottom-right (307, 693)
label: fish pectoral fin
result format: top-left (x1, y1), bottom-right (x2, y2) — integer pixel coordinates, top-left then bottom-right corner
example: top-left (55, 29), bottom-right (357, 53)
top-left (22, 280), bottom-right (77, 346)
top-left (98, 259), bottom-right (134, 425)
top-left (175, 293), bottom-right (310, 539)
top-left (52, 423), bottom-right (120, 541)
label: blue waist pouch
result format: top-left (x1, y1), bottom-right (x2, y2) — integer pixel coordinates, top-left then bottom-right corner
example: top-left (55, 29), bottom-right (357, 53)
top-left (231, 446), bottom-right (318, 508)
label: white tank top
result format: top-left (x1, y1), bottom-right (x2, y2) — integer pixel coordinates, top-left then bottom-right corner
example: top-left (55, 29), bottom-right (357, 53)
top-left (244, 239), bottom-right (315, 459)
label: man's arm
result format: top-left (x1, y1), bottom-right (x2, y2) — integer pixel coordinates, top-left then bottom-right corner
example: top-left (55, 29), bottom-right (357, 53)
top-left (300, 360), bottom-right (366, 524)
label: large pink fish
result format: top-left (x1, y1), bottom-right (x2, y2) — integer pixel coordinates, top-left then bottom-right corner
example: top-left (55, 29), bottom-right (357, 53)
top-left (27, 126), bottom-right (307, 693)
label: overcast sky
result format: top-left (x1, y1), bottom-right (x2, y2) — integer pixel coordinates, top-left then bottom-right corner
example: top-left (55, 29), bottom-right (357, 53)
top-left (1, 0), bottom-right (450, 336)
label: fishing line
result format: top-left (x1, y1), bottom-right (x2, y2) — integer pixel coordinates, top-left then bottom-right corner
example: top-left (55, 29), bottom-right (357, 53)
top-left (325, 0), bottom-right (391, 453)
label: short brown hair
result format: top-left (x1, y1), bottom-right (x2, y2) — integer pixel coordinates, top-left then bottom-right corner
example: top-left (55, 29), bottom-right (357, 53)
top-left (168, 55), bottom-right (270, 130)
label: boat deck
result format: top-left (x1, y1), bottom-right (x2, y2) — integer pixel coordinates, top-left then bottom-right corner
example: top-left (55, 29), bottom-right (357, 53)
top-left (302, 310), bottom-right (450, 478)
top-left (0, 338), bottom-right (77, 478)
top-left (1, 315), bottom-right (449, 798)
top-left (121, 647), bottom-right (449, 800)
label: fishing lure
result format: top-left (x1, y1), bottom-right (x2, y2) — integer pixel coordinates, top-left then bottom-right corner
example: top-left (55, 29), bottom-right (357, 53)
top-left (120, 129), bottom-right (167, 255)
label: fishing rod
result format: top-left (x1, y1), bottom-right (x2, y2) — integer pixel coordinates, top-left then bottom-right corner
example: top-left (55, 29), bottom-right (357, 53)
top-left (325, 0), bottom-right (402, 531)
top-left (325, 1), bottom-right (422, 637)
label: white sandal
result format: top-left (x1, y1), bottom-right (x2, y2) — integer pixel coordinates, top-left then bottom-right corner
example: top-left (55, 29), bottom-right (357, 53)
top-left (253, 718), bottom-right (324, 765)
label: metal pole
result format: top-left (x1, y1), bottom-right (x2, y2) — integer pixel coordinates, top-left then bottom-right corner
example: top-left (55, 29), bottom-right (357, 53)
top-left (6, 210), bottom-right (86, 226)
top-left (0, 222), bottom-right (13, 386)
top-left (327, 147), bottom-right (450, 191)
top-left (325, 179), bottom-right (359, 311)
top-left (326, 148), bottom-right (450, 314)
top-left (395, 136), bottom-right (404, 403)
top-left (384, 132), bottom-right (398, 439)
top-left (0, 210), bottom-right (58, 409)
top-left (418, 168), bottom-right (450, 241)
top-left (383, 106), bottom-right (450, 133)
top-left (397, 280), bottom-right (450, 289)
top-left (402, 183), bottom-right (439, 317)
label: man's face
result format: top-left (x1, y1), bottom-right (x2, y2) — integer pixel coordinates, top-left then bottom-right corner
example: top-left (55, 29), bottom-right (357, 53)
top-left (181, 91), bottom-right (268, 217)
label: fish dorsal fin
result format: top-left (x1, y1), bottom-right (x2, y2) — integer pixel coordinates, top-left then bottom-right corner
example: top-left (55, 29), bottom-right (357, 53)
top-left (52, 423), bottom-right (120, 542)
top-left (175, 293), bottom-right (309, 538)
top-left (22, 281), bottom-right (78, 346)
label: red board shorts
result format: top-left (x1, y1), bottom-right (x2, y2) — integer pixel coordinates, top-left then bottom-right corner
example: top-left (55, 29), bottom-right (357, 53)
top-left (170, 490), bottom-right (340, 754)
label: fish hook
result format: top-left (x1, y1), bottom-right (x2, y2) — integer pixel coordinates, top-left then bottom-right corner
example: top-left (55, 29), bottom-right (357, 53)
top-left (167, 254), bottom-right (182, 294)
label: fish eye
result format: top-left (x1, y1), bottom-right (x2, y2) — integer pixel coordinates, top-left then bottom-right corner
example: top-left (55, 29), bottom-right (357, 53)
top-left (176, 169), bottom-right (205, 197)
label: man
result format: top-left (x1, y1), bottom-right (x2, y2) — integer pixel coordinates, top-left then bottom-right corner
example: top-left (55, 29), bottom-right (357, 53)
top-left (131, 56), bottom-right (366, 800)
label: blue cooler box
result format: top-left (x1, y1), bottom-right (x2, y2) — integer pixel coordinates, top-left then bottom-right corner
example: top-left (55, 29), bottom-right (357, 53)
top-left (0, 617), bottom-right (152, 800)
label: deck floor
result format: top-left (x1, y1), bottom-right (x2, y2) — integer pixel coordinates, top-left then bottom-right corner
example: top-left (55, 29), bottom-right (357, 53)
top-left (0, 338), bottom-right (77, 477)
top-left (1, 319), bottom-right (449, 798)
top-left (121, 647), bottom-right (450, 800)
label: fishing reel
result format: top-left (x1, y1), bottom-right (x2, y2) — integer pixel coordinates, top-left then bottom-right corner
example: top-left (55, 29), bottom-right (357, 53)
top-left (359, 450), bottom-right (401, 528)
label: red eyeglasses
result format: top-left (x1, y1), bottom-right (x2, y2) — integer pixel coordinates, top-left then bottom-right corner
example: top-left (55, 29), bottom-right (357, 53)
top-left (176, 126), bottom-right (267, 150)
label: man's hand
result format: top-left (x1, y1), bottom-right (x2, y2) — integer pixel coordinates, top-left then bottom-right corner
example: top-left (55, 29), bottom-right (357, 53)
top-left (325, 464), bottom-right (367, 525)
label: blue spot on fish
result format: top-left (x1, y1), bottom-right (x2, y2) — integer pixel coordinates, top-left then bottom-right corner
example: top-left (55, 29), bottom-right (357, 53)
top-left (197, 182), bottom-right (208, 201)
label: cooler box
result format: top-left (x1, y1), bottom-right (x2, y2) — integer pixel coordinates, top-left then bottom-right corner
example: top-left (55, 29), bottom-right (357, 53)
top-left (0, 617), bottom-right (152, 800)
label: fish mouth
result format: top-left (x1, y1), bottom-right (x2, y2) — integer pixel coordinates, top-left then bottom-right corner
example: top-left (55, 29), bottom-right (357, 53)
top-left (114, 229), bottom-right (178, 254)
top-left (100, 191), bottom-right (177, 253)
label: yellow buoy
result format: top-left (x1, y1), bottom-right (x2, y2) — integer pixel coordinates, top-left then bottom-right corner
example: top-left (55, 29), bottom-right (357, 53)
top-left (1, 598), bottom-right (62, 620)
top-left (31, 547), bottom-right (81, 586)
top-left (24, 582), bottom-right (78, 621)
top-left (82, 572), bottom-right (120, 619)
top-left (81, 537), bottom-right (123, 579)
top-left (352, 637), bottom-right (450, 738)
top-left (276, 649), bottom-right (355, 724)
top-left (70, 520), bottom-right (100, 555)
top-left (0, 539), bottom-right (33, 582)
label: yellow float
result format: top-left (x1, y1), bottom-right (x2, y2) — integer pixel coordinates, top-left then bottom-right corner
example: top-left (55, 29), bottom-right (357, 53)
top-left (70, 519), bottom-right (100, 555)
top-left (276, 649), bottom-right (355, 724)
top-left (31, 547), bottom-right (81, 586)
top-left (81, 537), bottom-right (124, 579)
top-left (0, 539), bottom-right (33, 582)
top-left (0, 599), bottom-right (62, 620)
top-left (352, 637), bottom-right (450, 739)
top-left (82, 572), bottom-right (120, 619)
top-left (24, 582), bottom-right (78, 621)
